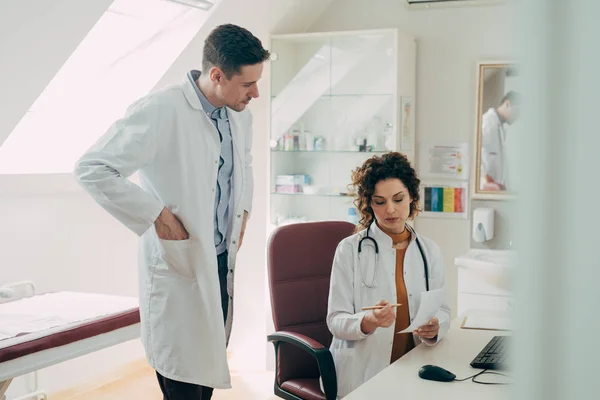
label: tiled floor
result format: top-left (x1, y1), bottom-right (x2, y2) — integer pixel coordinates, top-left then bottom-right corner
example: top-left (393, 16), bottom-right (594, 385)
top-left (50, 361), bottom-right (279, 400)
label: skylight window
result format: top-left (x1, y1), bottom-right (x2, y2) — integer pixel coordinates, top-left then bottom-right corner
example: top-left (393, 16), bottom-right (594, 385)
top-left (0, 0), bottom-right (219, 174)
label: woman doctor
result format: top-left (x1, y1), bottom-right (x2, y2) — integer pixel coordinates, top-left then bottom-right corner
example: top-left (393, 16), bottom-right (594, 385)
top-left (327, 152), bottom-right (451, 397)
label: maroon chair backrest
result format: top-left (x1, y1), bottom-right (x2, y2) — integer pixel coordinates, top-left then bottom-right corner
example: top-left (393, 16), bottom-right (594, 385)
top-left (267, 221), bottom-right (356, 385)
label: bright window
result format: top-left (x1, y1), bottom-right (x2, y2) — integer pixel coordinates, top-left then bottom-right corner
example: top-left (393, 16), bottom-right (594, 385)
top-left (0, 0), bottom-right (219, 174)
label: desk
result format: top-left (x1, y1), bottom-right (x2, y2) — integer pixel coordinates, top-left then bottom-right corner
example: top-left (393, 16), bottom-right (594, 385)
top-left (344, 321), bottom-right (511, 399)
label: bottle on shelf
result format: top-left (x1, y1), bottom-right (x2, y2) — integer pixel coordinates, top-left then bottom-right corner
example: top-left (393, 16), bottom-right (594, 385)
top-left (383, 122), bottom-right (393, 150)
top-left (284, 132), bottom-right (294, 151)
top-left (305, 131), bottom-right (314, 151)
top-left (314, 136), bottom-right (325, 151)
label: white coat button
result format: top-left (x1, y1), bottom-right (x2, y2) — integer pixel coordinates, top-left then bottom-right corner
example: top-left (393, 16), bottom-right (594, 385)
top-left (232, 240), bottom-right (236, 244)
top-left (212, 188), bottom-right (215, 192)
top-left (237, 214), bottom-right (241, 218)
top-left (215, 160), bottom-right (218, 164)
top-left (409, 293), bottom-right (412, 297)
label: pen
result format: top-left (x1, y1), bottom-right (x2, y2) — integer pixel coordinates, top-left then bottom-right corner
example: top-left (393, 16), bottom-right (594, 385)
top-left (361, 303), bottom-right (402, 311)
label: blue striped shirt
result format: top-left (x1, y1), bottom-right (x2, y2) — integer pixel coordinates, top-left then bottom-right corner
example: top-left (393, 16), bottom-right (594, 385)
top-left (188, 70), bottom-right (233, 255)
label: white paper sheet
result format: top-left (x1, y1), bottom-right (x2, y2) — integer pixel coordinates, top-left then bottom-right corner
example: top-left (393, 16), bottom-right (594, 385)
top-left (398, 288), bottom-right (444, 334)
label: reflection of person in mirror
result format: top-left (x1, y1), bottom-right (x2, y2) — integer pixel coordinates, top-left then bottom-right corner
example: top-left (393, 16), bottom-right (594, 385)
top-left (480, 91), bottom-right (521, 191)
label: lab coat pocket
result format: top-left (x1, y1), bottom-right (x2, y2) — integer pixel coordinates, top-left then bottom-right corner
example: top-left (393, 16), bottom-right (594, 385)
top-left (157, 238), bottom-right (194, 280)
top-left (331, 348), bottom-right (358, 397)
top-left (331, 348), bottom-right (354, 374)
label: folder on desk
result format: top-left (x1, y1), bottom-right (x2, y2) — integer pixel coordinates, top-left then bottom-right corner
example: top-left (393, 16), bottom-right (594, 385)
top-left (461, 314), bottom-right (512, 331)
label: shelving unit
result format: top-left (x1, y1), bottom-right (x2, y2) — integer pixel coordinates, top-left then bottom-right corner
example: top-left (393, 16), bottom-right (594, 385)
top-left (268, 29), bottom-right (416, 227)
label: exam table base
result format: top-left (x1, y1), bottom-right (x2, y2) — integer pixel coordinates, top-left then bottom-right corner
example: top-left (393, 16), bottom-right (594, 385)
top-left (0, 378), bottom-right (47, 400)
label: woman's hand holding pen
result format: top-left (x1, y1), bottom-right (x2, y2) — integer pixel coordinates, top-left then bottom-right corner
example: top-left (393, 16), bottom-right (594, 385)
top-left (361, 300), bottom-right (395, 334)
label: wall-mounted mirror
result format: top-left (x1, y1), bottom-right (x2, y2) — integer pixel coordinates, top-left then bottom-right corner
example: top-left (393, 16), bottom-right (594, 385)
top-left (473, 62), bottom-right (520, 199)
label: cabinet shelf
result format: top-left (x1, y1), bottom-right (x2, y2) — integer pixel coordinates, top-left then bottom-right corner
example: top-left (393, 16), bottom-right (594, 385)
top-left (270, 150), bottom-right (389, 154)
top-left (271, 93), bottom-right (393, 99)
top-left (271, 192), bottom-right (353, 198)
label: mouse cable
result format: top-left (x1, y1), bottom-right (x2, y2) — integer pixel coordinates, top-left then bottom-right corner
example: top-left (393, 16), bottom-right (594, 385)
top-left (454, 369), bottom-right (513, 385)
top-left (454, 369), bottom-right (488, 382)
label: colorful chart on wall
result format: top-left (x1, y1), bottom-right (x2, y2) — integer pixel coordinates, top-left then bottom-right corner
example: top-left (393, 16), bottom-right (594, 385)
top-left (419, 181), bottom-right (468, 219)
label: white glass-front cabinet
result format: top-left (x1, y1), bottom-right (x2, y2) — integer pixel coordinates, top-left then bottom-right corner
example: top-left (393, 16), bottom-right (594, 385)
top-left (268, 29), bottom-right (416, 228)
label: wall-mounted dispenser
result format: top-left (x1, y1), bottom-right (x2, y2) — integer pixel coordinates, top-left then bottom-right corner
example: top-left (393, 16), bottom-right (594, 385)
top-left (473, 207), bottom-right (495, 243)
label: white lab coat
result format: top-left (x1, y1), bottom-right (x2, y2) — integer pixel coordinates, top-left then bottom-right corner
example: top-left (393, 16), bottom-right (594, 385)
top-left (480, 107), bottom-right (507, 187)
top-left (326, 223), bottom-right (451, 397)
top-left (73, 74), bottom-right (253, 389)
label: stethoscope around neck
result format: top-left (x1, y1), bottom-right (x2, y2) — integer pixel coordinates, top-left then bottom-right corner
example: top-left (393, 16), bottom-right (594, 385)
top-left (357, 221), bottom-right (430, 290)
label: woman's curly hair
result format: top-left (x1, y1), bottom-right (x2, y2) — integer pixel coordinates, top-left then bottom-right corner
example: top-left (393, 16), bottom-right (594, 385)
top-left (350, 152), bottom-right (421, 232)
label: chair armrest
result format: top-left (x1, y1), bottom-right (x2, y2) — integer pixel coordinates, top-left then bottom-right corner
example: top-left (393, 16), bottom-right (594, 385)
top-left (267, 331), bottom-right (337, 400)
top-left (268, 331), bottom-right (325, 351)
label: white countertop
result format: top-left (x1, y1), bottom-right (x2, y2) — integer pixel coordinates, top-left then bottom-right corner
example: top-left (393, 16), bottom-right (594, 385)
top-left (455, 249), bottom-right (516, 269)
top-left (344, 320), bottom-right (512, 399)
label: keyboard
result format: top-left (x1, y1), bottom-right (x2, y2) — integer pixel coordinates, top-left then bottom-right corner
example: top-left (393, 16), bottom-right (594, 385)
top-left (470, 335), bottom-right (509, 370)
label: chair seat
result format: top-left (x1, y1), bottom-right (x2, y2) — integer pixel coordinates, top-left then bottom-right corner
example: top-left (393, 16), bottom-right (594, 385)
top-left (281, 378), bottom-right (325, 400)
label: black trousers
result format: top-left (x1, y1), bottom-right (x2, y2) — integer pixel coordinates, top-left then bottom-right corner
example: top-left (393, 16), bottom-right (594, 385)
top-left (156, 251), bottom-right (229, 400)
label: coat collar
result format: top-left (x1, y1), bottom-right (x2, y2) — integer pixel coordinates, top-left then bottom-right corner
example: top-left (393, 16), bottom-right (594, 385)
top-left (368, 221), bottom-right (417, 249)
top-left (182, 73), bottom-right (204, 111)
top-left (181, 73), bottom-right (241, 124)
top-left (180, 73), bottom-right (245, 152)
top-left (186, 70), bottom-right (229, 121)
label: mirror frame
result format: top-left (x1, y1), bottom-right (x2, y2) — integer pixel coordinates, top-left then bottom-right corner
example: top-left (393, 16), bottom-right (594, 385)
top-left (471, 61), bottom-right (518, 200)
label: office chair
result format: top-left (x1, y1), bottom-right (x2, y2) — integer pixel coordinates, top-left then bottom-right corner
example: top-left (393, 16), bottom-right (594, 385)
top-left (267, 221), bottom-right (355, 400)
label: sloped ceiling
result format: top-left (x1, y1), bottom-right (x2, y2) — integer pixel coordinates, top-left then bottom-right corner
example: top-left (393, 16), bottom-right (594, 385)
top-left (0, 0), bottom-right (333, 148)
top-left (0, 0), bottom-right (114, 147)
top-left (155, 0), bottom-right (334, 88)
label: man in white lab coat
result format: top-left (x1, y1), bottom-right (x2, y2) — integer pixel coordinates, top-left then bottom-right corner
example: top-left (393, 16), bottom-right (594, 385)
top-left (480, 91), bottom-right (521, 191)
top-left (74, 24), bottom-right (269, 399)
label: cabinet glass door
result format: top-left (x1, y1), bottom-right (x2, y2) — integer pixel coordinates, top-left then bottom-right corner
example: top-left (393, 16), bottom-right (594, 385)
top-left (269, 30), bottom-right (397, 227)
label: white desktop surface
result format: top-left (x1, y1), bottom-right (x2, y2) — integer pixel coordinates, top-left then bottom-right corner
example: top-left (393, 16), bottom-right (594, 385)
top-left (344, 320), bottom-right (512, 399)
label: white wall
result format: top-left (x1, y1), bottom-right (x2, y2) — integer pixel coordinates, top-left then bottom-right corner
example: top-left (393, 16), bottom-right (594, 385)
top-left (0, 0), bottom-right (332, 396)
top-left (309, 0), bottom-right (516, 315)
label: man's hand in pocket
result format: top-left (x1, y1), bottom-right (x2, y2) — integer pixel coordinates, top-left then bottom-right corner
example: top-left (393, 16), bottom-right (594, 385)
top-left (154, 207), bottom-right (189, 240)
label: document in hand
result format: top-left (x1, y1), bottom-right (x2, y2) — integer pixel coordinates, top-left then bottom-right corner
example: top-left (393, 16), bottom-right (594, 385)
top-left (398, 288), bottom-right (444, 334)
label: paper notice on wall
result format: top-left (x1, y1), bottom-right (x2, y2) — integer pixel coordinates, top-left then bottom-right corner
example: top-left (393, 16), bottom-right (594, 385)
top-left (419, 142), bottom-right (469, 180)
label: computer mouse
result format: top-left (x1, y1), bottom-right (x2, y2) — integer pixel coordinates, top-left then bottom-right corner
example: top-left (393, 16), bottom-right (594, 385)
top-left (418, 365), bottom-right (457, 382)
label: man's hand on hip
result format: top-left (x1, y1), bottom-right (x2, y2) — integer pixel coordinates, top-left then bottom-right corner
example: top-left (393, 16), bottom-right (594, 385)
top-left (154, 207), bottom-right (189, 240)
